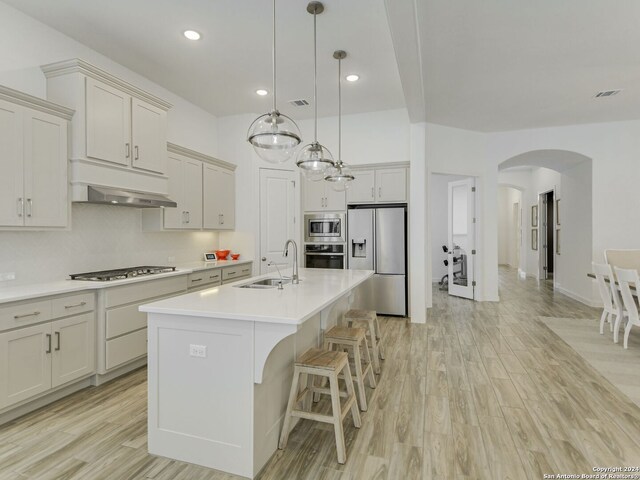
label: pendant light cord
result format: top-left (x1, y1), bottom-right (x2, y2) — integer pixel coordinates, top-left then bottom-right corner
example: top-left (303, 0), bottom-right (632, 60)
top-left (338, 56), bottom-right (342, 165)
top-left (272, 0), bottom-right (277, 111)
top-left (313, 10), bottom-right (318, 142)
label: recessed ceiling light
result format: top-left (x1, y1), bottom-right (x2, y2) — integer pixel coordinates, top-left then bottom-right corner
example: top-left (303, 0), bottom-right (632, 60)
top-left (183, 30), bottom-right (201, 41)
top-left (345, 74), bottom-right (359, 82)
top-left (256, 89), bottom-right (269, 96)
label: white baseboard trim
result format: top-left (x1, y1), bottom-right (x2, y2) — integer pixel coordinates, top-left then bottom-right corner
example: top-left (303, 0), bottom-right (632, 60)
top-left (555, 285), bottom-right (599, 307)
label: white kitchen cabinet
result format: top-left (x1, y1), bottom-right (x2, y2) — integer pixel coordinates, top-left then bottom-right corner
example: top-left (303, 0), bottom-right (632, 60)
top-left (24, 110), bottom-right (69, 227)
top-left (42, 59), bottom-right (171, 200)
top-left (86, 79), bottom-right (166, 174)
top-left (0, 87), bottom-right (72, 230)
top-left (346, 166), bottom-right (408, 205)
top-left (346, 169), bottom-right (375, 204)
top-left (86, 77), bottom-right (130, 166)
top-left (149, 154), bottom-right (202, 230)
top-left (0, 323), bottom-right (52, 409)
top-left (375, 168), bottom-right (407, 203)
top-left (131, 98), bottom-right (166, 174)
top-left (0, 292), bottom-right (95, 410)
top-left (143, 143), bottom-right (235, 232)
top-left (0, 98), bottom-right (23, 227)
top-left (303, 178), bottom-right (346, 212)
top-left (203, 164), bottom-right (236, 230)
top-left (51, 312), bottom-right (95, 388)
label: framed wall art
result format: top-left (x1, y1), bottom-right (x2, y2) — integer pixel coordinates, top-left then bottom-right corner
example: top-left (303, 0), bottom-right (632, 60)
top-left (531, 205), bottom-right (538, 227)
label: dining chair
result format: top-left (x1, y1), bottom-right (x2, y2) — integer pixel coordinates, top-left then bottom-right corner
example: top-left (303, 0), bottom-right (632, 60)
top-left (613, 267), bottom-right (640, 349)
top-left (592, 262), bottom-right (626, 342)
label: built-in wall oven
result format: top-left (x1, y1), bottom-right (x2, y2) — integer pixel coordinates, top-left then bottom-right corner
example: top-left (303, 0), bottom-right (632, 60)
top-left (304, 213), bottom-right (345, 243)
top-left (305, 244), bottom-right (345, 269)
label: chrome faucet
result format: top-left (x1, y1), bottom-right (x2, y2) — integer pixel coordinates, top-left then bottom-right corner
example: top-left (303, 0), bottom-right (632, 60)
top-left (283, 239), bottom-right (299, 284)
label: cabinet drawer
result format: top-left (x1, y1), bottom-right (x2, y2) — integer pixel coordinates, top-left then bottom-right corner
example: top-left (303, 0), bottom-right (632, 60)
top-left (106, 303), bottom-right (147, 339)
top-left (51, 293), bottom-right (95, 319)
top-left (0, 299), bottom-right (53, 332)
top-left (104, 275), bottom-right (187, 308)
top-left (105, 328), bottom-right (147, 370)
top-left (188, 269), bottom-right (222, 289)
top-left (222, 264), bottom-right (252, 282)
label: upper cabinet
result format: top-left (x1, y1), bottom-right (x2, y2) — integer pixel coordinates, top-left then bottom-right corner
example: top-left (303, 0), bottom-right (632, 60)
top-left (203, 164), bottom-right (235, 230)
top-left (142, 143), bottom-right (236, 232)
top-left (347, 165), bottom-right (408, 205)
top-left (0, 86), bottom-right (73, 230)
top-left (42, 59), bottom-right (171, 201)
top-left (303, 178), bottom-right (346, 212)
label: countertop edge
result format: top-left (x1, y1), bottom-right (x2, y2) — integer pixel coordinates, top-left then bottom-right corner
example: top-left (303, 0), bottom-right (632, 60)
top-left (0, 259), bottom-right (254, 305)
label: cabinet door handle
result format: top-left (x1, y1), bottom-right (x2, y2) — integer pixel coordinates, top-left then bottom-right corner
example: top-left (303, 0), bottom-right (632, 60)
top-left (65, 301), bottom-right (87, 309)
top-left (17, 198), bottom-right (24, 217)
top-left (46, 334), bottom-right (52, 354)
top-left (191, 278), bottom-right (203, 283)
top-left (378, 187), bottom-right (382, 198)
top-left (218, 213), bottom-right (222, 225)
top-left (209, 275), bottom-right (219, 280)
top-left (125, 143), bottom-right (130, 158)
top-left (26, 198), bottom-right (32, 217)
top-left (221, 214), bottom-right (224, 225)
top-left (14, 311), bottom-right (41, 320)
top-left (134, 145), bottom-right (139, 160)
top-left (182, 211), bottom-right (187, 224)
top-left (186, 211), bottom-right (190, 224)
top-left (55, 332), bottom-right (61, 351)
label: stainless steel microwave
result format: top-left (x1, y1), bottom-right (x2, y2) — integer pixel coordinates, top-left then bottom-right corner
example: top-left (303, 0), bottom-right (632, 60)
top-left (304, 213), bottom-right (345, 243)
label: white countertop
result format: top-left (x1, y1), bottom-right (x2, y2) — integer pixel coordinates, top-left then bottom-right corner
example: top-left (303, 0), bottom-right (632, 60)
top-left (140, 268), bottom-right (374, 325)
top-left (0, 259), bottom-right (253, 305)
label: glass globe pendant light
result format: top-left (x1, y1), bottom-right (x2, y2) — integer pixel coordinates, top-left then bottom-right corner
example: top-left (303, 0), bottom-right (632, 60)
top-left (296, 2), bottom-right (335, 180)
top-left (247, 0), bottom-right (301, 163)
top-left (325, 50), bottom-right (355, 192)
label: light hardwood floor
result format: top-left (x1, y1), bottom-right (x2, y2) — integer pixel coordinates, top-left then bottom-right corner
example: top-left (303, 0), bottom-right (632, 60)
top-left (2, 266), bottom-right (640, 479)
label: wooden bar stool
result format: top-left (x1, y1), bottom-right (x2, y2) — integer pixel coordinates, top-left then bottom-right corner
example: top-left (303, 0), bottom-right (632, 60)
top-left (279, 348), bottom-right (361, 464)
top-left (344, 309), bottom-right (385, 374)
top-left (323, 325), bottom-right (376, 411)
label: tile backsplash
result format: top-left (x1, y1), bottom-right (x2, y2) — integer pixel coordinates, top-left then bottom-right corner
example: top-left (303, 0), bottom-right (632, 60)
top-left (0, 204), bottom-right (219, 285)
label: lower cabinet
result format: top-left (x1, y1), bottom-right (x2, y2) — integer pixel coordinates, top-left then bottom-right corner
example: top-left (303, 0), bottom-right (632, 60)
top-left (0, 311), bottom-right (95, 409)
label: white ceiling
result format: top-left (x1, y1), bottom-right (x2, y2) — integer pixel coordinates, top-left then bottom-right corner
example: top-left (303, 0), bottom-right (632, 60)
top-left (3, 0), bottom-right (405, 119)
top-left (421, 0), bottom-right (640, 131)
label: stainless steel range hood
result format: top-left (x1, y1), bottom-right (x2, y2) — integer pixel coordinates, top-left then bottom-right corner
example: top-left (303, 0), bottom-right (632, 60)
top-left (83, 186), bottom-right (177, 208)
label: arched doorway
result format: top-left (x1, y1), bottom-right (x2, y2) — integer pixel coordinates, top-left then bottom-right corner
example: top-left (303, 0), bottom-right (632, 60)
top-left (497, 150), bottom-right (594, 304)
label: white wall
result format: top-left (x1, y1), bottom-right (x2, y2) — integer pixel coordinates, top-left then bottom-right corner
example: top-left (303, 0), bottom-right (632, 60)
top-left (497, 186), bottom-right (522, 267)
top-left (0, 2), bottom-right (222, 286)
top-left (296, 109), bottom-right (411, 165)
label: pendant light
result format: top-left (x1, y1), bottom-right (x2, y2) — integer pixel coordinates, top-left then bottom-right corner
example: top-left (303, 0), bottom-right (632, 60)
top-left (247, 0), bottom-right (301, 164)
top-left (325, 50), bottom-right (355, 191)
top-left (296, 1), bottom-right (334, 180)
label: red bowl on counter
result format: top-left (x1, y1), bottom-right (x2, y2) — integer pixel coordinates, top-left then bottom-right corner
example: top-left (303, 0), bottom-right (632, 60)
top-left (215, 249), bottom-right (231, 260)
top-left (231, 253), bottom-right (240, 260)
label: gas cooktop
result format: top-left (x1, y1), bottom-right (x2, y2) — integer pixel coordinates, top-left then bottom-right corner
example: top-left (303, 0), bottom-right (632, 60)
top-left (69, 266), bottom-right (177, 282)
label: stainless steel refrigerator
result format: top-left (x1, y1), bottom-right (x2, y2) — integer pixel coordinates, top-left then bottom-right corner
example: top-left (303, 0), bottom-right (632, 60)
top-left (347, 205), bottom-right (407, 316)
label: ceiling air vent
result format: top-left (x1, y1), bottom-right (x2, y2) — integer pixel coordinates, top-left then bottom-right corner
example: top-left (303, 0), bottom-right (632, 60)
top-left (595, 89), bottom-right (622, 98)
top-left (288, 99), bottom-right (310, 107)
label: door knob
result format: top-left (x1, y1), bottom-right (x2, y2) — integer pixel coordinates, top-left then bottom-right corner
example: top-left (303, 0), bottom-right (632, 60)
top-left (262, 257), bottom-right (267, 261)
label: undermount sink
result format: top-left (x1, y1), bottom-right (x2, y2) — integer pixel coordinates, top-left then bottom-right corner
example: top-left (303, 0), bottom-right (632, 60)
top-left (236, 277), bottom-right (292, 289)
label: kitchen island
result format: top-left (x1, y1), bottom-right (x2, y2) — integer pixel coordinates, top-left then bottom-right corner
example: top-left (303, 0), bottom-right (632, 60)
top-left (139, 267), bottom-right (374, 478)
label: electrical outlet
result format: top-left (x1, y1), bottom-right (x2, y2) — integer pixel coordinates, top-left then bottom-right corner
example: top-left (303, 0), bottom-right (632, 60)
top-left (189, 344), bottom-right (207, 358)
top-left (0, 272), bottom-right (16, 282)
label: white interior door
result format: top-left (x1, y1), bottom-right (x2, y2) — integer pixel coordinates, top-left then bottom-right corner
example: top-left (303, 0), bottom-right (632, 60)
top-left (447, 178), bottom-right (476, 299)
top-left (260, 169), bottom-right (298, 275)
